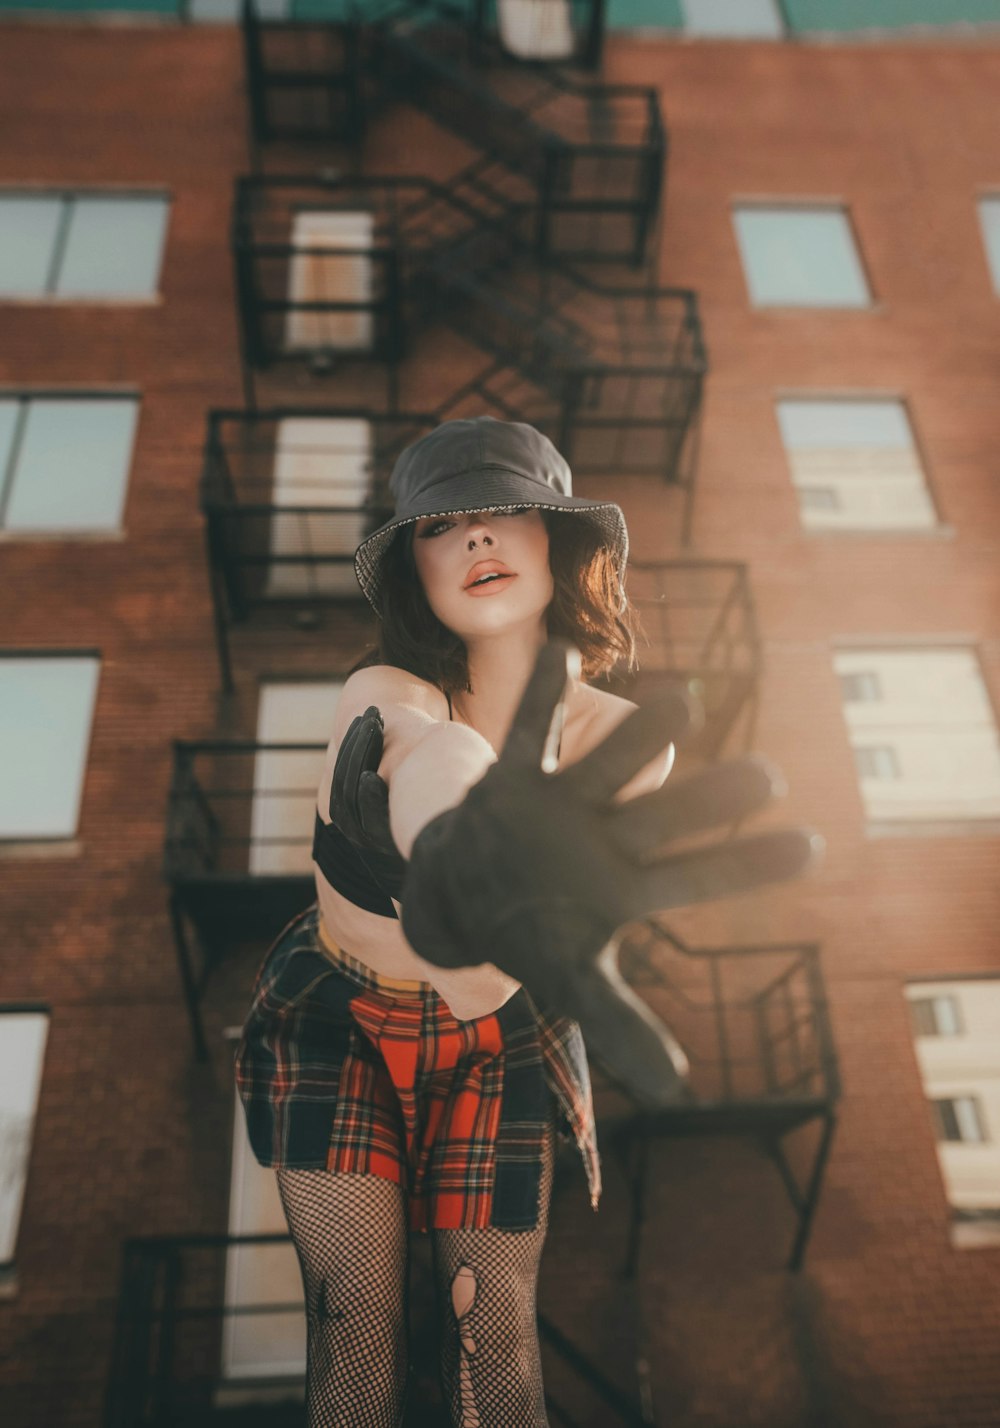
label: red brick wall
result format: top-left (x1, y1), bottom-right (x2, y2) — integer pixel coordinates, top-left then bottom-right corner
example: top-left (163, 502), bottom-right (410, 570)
top-left (1, 19), bottom-right (999, 1428)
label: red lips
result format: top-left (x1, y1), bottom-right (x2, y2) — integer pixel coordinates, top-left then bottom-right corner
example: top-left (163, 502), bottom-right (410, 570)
top-left (463, 559), bottom-right (516, 590)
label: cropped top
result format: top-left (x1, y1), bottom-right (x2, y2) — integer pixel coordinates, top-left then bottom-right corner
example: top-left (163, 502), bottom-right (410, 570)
top-left (311, 690), bottom-right (561, 918)
top-left (311, 811), bottom-right (399, 919)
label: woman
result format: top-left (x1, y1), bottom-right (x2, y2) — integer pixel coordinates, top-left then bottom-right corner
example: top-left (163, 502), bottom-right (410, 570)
top-left (236, 416), bottom-right (686, 1427)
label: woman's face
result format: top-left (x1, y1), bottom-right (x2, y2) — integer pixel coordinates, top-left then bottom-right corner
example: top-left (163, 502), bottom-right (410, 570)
top-left (411, 506), bottom-right (554, 640)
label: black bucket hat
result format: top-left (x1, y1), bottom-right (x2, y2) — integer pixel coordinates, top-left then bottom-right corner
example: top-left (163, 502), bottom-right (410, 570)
top-left (354, 416), bottom-right (629, 612)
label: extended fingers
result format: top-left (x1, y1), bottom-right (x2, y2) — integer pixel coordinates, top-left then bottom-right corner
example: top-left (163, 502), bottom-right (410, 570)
top-left (559, 687), bottom-right (696, 805)
top-left (640, 828), bottom-right (823, 911)
top-left (503, 641), bottom-right (580, 771)
top-left (608, 756), bottom-right (784, 858)
top-left (330, 706), bottom-right (384, 823)
top-left (358, 769), bottom-right (392, 845)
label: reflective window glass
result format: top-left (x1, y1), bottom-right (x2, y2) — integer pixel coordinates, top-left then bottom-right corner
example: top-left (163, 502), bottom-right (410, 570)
top-left (0, 396), bottom-right (139, 531)
top-left (0, 656), bottom-right (101, 839)
top-left (682, 0), bottom-right (783, 36)
top-left (733, 206), bottom-right (871, 307)
top-left (777, 398), bottom-right (936, 531)
top-left (0, 191), bottom-right (169, 299)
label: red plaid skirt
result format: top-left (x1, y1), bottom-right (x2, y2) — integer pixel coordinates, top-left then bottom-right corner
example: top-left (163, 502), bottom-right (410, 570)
top-left (235, 905), bottom-right (601, 1232)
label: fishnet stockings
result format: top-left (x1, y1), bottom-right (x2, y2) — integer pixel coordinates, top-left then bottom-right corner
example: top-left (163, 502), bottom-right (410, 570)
top-left (432, 1119), bottom-right (556, 1428)
top-left (276, 1171), bottom-right (409, 1428)
top-left (275, 1118), bottom-right (556, 1428)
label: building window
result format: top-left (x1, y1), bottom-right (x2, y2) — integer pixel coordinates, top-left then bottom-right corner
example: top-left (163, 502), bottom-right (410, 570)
top-left (776, 398), bottom-right (937, 532)
top-left (905, 979), bottom-right (1000, 1247)
top-left (977, 195), bottom-right (1000, 297)
top-left (798, 487), bottom-right (840, 511)
top-left (931, 1096), bottom-right (988, 1145)
top-left (284, 210), bottom-right (374, 354)
top-left (0, 1007), bottom-right (50, 1291)
top-left (266, 417), bottom-right (372, 598)
top-left (0, 655), bottom-right (100, 842)
top-left (834, 647), bottom-right (1000, 826)
top-left (852, 746), bottom-right (900, 780)
top-left (733, 205), bottom-right (871, 308)
top-left (0, 192), bottom-right (169, 300)
top-left (682, 0), bottom-right (784, 37)
top-left (839, 671), bottom-right (882, 703)
top-left (250, 681), bottom-right (342, 876)
top-left (909, 994), bottom-right (963, 1038)
top-left (0, 395), bottom-right (139, 533)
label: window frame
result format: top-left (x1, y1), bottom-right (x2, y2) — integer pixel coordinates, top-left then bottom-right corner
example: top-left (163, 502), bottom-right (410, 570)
top-left (0, 187), bottom-right (170, 305)
top-left (0, 649), bottom-right (101, 855)
top-left (774, 391), bottom-right (946, 536)
top-left (931, 1095), bottom-right (990, 1146)
top-left (731, 199), bottom-right (877, 311)
top-left (975, 191), bottom-right (1000, 299)
top-left (833, 640), bottom-right (1000, 837)
top-left (0, 1001), bottom-right (51, 1298)
top-left (0, 388), bottom-right (141, 539)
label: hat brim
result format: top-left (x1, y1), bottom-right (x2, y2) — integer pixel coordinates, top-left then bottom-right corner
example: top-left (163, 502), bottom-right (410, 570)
top-left (354, 470), bottom-right (628, 612)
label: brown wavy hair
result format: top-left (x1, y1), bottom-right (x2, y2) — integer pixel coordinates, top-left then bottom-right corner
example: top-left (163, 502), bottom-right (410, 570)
top-left (352, 510), bottom-right (638, 694)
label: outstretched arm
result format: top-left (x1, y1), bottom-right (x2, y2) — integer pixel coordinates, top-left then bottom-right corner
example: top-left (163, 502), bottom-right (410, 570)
top-left (328, 644), bottom-right (821, 1109)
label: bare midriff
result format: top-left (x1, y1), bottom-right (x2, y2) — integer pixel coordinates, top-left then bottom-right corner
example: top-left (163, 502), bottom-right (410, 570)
top-left (314, 869), bottom-right (522, 1022)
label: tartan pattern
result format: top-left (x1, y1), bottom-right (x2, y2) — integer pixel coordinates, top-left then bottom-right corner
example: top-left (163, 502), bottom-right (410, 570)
top-left (235, 905), bottom-right (601, 1230)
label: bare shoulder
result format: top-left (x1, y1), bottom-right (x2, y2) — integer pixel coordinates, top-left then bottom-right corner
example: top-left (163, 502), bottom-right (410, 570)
top-left (317, 664), bottom-right (451, 817)
top-left (332, 664), bottom-right (449, 742)
top-left (568, 683), bottom-right (674, 798)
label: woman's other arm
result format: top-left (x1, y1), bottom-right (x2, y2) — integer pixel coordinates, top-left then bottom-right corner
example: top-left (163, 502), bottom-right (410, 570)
top-left (317, 666), bottom-right (498, 860)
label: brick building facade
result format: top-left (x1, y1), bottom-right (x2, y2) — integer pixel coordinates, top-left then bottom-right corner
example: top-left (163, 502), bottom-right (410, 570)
top-left (1, 9), bottom-right (999, 1427)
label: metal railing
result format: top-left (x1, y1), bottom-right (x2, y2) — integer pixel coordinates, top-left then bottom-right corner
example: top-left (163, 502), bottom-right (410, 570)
top-left (105, 1232), bottom-right (305, 1428)
top-left (199, 407), bottom-right (434, 685)
top-left (604, 921), bottom-right (840, 1274)
top-left (606, 559), bottom-right (761, 759)
top-left (241, 0), bottom-right (662, 265)
top-left (374, 2), bottom-right (663, 263)
top-left (242, 0), bottom-right (364, 156)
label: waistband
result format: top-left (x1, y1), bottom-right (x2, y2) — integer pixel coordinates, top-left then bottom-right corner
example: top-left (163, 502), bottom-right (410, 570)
top-left (316, 913), bottom-right (429, 997)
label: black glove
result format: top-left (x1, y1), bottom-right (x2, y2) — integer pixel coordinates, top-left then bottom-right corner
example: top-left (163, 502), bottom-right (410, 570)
top-left (325, 705), bottom-right (406, 900)
top-left (396, 642), bottom-right (821, 1108)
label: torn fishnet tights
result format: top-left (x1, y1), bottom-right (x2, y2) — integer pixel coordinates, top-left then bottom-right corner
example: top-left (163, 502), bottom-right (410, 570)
top-left (275, 1120), bottom-right (555, 1428)
top-left (433, 1119), bottom-right (555, 1428)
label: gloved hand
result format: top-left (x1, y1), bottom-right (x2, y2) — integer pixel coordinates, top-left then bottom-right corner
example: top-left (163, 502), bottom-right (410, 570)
top-left (327, 705), bottom-right (406, 900)
top-left (328, 646), bottom-right (822, 1108)
top-left (397, 642), bottom-right (821, 1107)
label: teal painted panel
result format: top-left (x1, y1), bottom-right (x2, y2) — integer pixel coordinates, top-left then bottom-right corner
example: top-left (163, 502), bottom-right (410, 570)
top-left (1, 0), bottom-right (177, 10)
top-left (2, 0), bottom-right (997, 27)
top-left (608, 0), bottom-right (684, 25)
top-left (784, 0), bottom-right (1000, 29)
